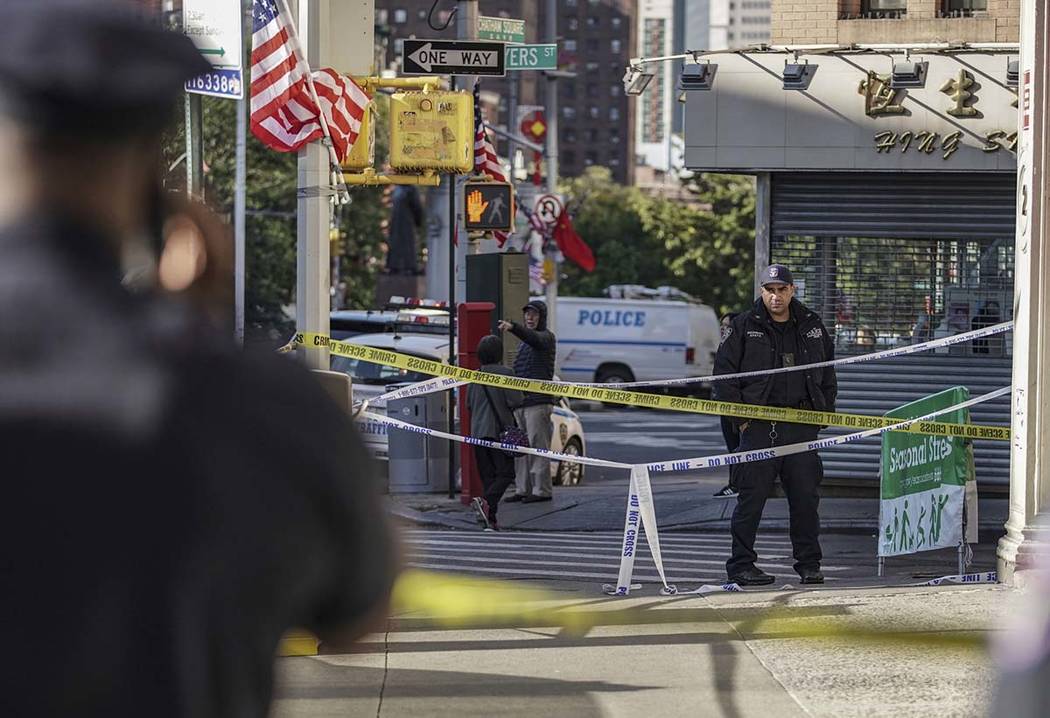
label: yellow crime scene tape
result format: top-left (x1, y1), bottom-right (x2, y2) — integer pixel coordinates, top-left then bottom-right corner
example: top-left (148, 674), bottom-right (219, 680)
top-left (295, 333), bottom-right (1010, 442)
top-left (279, 569), bottom-right (988, 655)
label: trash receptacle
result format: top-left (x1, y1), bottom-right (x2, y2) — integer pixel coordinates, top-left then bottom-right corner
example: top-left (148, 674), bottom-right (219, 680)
top-left (387, 386), bottom-right (450, 493)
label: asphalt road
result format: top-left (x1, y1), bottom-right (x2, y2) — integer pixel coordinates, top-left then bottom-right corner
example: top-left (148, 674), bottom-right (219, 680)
top-left (573, 405), bottom-right (730, 482)
top-left (402, 526), bottom-right (999, 590)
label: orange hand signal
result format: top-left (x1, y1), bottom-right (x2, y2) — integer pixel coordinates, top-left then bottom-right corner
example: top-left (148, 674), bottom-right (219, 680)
top-left (467, 190), bottom-right (489, 224)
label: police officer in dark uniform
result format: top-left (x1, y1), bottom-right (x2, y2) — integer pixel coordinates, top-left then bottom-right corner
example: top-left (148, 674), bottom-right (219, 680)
top-left (713, 264), bottom-right (837, 586)
top-left (0, 3), bottom-right (396, 716)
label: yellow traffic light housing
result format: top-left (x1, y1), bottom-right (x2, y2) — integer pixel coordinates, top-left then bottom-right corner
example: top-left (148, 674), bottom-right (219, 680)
top-left (389, 91), bottom-right (474, 173)
top-left (341, 104), bottom-right (373, 171)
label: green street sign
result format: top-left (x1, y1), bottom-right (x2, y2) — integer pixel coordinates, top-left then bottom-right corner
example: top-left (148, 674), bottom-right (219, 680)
top-left (506, 44), bottom-right (558, 72)
top-left (478, 16), bottom-right (526, 44)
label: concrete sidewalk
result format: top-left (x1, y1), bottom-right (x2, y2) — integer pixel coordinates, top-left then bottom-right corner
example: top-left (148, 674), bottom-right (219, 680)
top-left (272, 582), bottom-right (1015, 718)
top-left (387, 477), bottom-right (1009, 535)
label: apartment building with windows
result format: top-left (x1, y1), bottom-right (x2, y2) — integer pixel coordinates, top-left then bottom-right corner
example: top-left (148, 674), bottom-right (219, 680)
top-left (773, 0), bottom-right (1018, 44)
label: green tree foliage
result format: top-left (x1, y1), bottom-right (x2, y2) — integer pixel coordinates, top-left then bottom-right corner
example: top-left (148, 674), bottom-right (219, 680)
top-left (559, 167), bottom-right (756, 316)
top-left (162, 95), bottom-right (388, 342)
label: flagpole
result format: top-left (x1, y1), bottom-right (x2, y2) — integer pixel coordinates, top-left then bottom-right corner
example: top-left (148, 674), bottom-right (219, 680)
top-left (275, 0), bottom-right (349, 204)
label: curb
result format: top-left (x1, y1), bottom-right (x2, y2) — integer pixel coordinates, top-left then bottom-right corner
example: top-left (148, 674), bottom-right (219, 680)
top-left (388, 504), bottom-right (477, 530)
top-left (389, 504), bottom-right (1007, 538)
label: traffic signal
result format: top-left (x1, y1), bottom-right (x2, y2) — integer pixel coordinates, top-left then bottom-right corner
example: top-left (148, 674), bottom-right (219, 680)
top-left (389, 91), bottom-right (474, 172)
top-left (464, 180), bottom-right (514, 232)
top-left (341, 104), bottom-right (373, 171)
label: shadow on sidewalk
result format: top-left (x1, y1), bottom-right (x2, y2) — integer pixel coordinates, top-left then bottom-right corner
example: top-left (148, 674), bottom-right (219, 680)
top-left (274, 659), bottom-right (649, 718)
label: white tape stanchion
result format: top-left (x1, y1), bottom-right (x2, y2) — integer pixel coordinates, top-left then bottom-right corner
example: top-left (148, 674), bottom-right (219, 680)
top-left (604, 472), bottom-right (642, 596)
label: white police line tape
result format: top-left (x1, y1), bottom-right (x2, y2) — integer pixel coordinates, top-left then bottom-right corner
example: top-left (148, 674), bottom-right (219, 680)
top-left (588, 320), bottom-right (1013, 389)
top-left (371, 376), bottom-right (467, 405)
top-left (919, 571), bottom-right (997, 586)
top-left (361, 386), bottom-right (1008, 479)
top-left (640, 386), bottom-right (1010, 474)
top-left (360, 411), bottom-right (632, 470)
top-left (613, 387), bottom-right (1009, 596)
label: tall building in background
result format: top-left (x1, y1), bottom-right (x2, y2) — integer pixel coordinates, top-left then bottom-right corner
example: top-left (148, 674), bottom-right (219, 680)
top-left (636, 0), bottom-right (675, 173)
top-left (554, 0), bottom-right (636, 184)
top-left (687, 0), bottom-right (771, 51)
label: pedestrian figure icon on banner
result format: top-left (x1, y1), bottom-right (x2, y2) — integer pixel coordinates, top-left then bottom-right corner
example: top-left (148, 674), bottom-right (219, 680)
top-left (487, 194), bottom-right (506, 223)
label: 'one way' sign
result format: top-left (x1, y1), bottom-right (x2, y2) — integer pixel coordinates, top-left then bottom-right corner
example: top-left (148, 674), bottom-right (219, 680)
top-left (402, 39), bottom-right (506, 77)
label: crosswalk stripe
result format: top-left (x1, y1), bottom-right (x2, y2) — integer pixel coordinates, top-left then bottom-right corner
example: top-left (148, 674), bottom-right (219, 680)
top-left (402, 529), bottom-right (794, 549)
top-left (402, 530), bottom-right (850, 582)
top-left (402, 560), bottom-right (828, 583)
top-left (402, 538), bottom-right (791, 559)
top-left (402, 544), bottom-right (801, 568)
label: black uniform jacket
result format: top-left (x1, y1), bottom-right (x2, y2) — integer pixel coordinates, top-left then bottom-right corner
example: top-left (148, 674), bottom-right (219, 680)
top-left (0, 214), bottom-right (396, 718)
top-left (713, 296), bottom-right (838, 419)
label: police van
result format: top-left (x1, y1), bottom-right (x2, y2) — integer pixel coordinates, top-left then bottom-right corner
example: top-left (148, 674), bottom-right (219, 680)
top-left (552, 286), bottom-right (720, 390)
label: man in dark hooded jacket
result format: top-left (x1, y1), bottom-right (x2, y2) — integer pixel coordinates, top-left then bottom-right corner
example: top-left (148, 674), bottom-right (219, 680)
top-left (498, 299), bottom-right (557, 502)
top-left (714, 265), bottom-right (837, 587)
top-left (0, 3), bottom-right (396, 716)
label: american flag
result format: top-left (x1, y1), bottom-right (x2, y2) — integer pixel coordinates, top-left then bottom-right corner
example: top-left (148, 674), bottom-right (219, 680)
top-left (472, 81), bottom-right (511, 245)
top-left (250, 0), bottom-right (369, 161)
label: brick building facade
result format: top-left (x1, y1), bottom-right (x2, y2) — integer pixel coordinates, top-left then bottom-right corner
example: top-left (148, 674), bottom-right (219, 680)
top-left (772, 0), bottom-right (1019, 44)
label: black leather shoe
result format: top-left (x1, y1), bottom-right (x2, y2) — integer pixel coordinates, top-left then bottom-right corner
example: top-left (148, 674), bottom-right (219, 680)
top-left (522, 495), bottom-right (553, 503)
top-left (728, 567), bottom-right (775, 586)
top-left (799, 568), bottom-right (824, 585)
top-left (504, 494), bottom-right (527, 503)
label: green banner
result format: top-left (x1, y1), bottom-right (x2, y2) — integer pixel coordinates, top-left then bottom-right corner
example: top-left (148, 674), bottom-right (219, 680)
top-left (879, 387), bottom-right (974, 557)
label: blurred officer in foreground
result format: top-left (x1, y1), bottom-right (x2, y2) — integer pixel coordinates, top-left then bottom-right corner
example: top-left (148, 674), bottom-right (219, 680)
top-left (0, 3), bottom-right (396, 717)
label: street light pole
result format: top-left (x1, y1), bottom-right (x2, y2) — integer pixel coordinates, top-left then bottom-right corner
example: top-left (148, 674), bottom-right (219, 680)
top-left (543, 0), bottom-right (559, 335)
top-left (446, 0), bottom-right (480, 498)
top-left (295, 0), bottom-right (330, 371)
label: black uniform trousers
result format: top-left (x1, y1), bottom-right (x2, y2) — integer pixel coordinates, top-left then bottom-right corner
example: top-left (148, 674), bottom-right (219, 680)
top-left (726, 420), bottom-right (823, 577)
top-left (473, 445), bottom-right (516, 523)
top-left (720, 416), bottom-right (740, 489)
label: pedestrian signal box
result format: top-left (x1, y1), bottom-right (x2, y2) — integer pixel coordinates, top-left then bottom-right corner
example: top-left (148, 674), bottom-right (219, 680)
top-left (389, 91), bottom-right (474, 172)
top-left (341, 105), bottom-right (373, 171)
top-left (464, 181), bottom-right (514, 232)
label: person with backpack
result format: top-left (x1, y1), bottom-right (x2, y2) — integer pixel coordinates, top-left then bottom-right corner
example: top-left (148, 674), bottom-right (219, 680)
top-left (714, 265), bottom-right (837, 587)
top-left (468, 335), bottom-right (524, 530)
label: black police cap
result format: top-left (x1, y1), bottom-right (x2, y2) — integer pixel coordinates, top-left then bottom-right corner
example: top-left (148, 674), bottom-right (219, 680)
top-left (0, 0), bottom-right (211, 139)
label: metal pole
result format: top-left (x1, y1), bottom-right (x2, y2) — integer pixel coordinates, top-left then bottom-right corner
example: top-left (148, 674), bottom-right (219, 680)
top-left (185, 94), bottom-right (204, 200)
top-left (508, 75), bottom-right (518, 179)
top-left (448, 72), bottom-right (458, 500)
top-left (446, 0), bottom-right (480, 498)
top-left (295, 0), bottom-right (330, 370)
top-left (543, 0), bottom-right (559, 335)
top-left (234, 0), bottom-right (248, 345)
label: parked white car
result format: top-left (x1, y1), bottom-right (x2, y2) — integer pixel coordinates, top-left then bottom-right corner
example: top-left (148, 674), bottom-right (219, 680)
top-left (331, 332), bottom-right (587, 485)
top-left (552, 295), bottom-right (720, 390)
